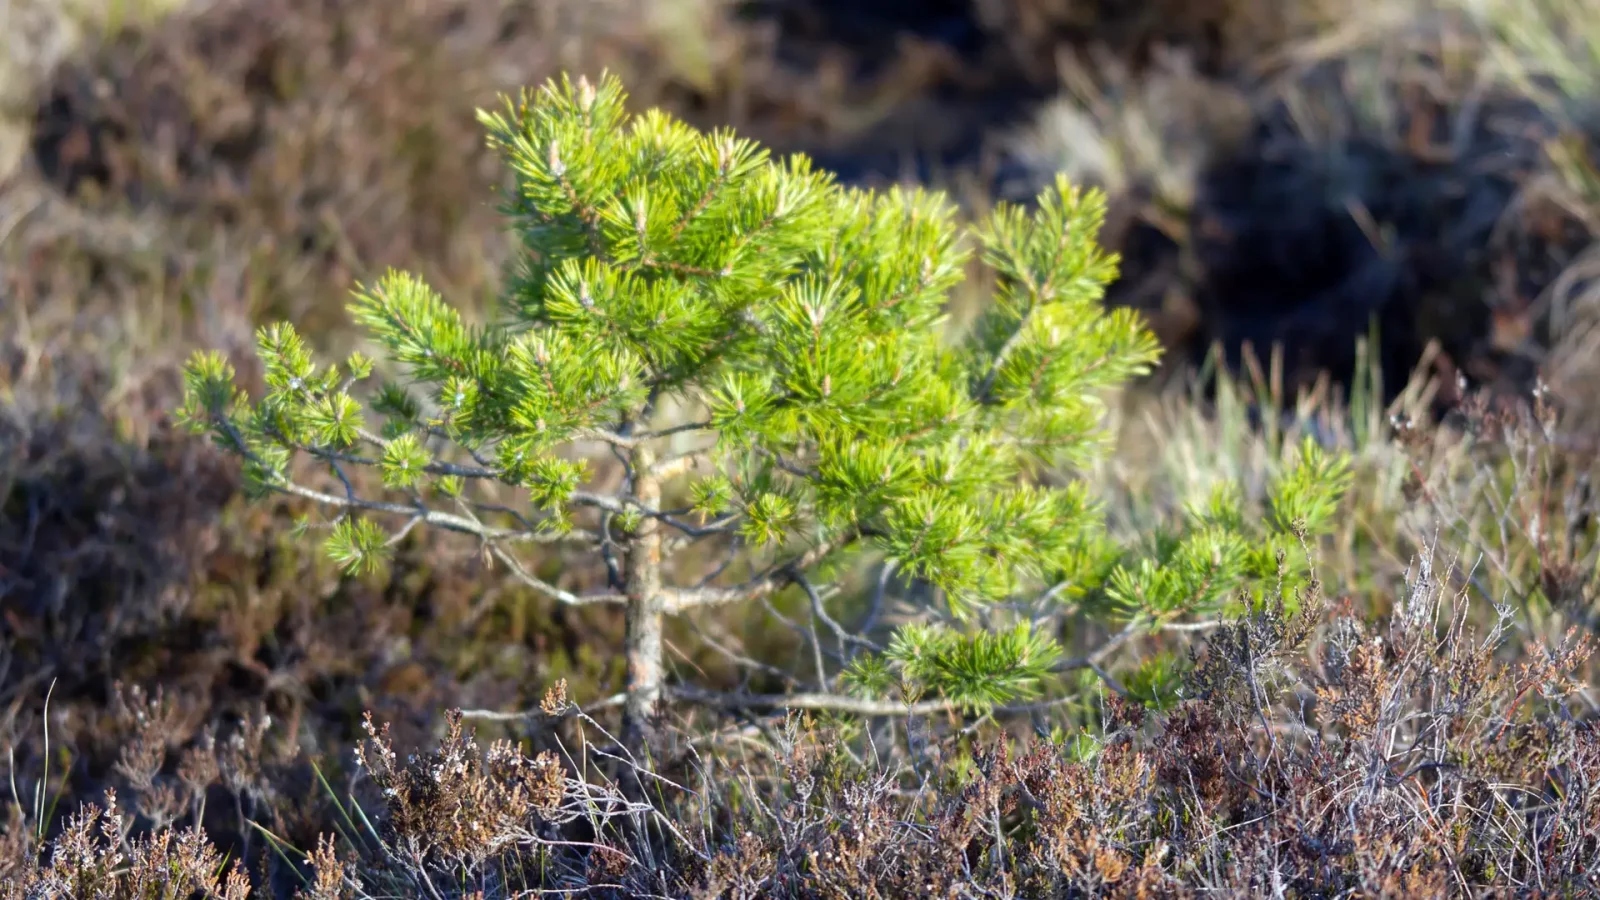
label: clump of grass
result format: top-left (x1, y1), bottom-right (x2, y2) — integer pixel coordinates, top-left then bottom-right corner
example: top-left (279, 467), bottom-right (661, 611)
top-left (1008, 0), bottom-right (1600, 409)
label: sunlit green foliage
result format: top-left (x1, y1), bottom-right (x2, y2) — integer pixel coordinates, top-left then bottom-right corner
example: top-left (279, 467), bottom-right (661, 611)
top-left (176, 71), bottom-right (1345, 714)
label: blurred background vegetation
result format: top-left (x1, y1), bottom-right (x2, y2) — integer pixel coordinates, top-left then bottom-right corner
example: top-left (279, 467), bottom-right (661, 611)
top-left (3, 0), bottom-right (1600, 891)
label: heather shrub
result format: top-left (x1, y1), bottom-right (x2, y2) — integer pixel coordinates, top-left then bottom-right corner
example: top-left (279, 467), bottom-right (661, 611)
top-left (5, 535), bottom-right (1595, 897)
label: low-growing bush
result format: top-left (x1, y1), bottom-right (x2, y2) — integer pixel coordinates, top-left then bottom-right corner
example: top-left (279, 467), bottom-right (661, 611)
top-left (4, 540), bottom-right (1595, 897)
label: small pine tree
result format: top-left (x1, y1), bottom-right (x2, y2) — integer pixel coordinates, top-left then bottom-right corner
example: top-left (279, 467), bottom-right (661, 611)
top-left (176, 72), bottom-right (1343, 748)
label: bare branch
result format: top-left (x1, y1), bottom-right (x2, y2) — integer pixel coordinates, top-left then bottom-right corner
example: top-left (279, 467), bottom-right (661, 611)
top-left (571, 427), bottom-right (640, 450)
top-left (660, 533), bottom-right (858, 612)
top-left (635, 420), bottom-right (712, 441)
top-left (794, 570), bottom-right (883, 655)
top-left (385, 514), bottom-right (424, 547)
top-left (648, 451), bottom-right (709, 481)
top-left (467, 499), bottom-right (601, 544)
top-left (275, 479), bottom-right (521, 539)
top-left (754, 446), bottom-right (817, 480)
top-left (1047, 618), bottom-right (1221, 687)
top-left (487, 543), bottom-right (628, 607)
top-left (1055, 620), bottom-right (1142, 672)
top-left (661, 514), bottom-right (741, 556)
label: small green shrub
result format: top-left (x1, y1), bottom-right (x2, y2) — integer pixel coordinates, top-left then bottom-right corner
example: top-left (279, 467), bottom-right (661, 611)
top-left (176, 72), bottom-right (1346, 747)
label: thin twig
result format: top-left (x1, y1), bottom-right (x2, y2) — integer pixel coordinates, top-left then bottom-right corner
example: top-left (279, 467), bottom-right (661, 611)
top-left (660, 532), bottom-right (859, 611)
top-left (488, 544), bottom-right (628, 607)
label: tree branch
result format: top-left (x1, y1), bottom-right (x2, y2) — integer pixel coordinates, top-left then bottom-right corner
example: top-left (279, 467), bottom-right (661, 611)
top-left (648, 451), bottom-right (709, 481)
top-left (636, 420), bottom-right (713, 441)
top-left (670, 685), bottom-right (952, 717)
top-left (660, 533), bottom-right (858, 612)
top-left (1055, 620), bottom-right (1142, 672)
top-left (487, 543), bottom-right (628, 607)
top-left (274, 479), bottom-right (521, 541)
top-left (301, 444), bottom-right (501, 480)
top-left (974, 319), bottom-right (1033, 404)
top-left (793, 570), bottom-right (883, 655)
top-left (661, 514), bottom-right (741, 556)
top-left (571, 427), bottom-right (641, 450)
top-left (670, 685), bottom-right (1085, 718)
top-left (567, 491), bottom-right (732, 537)
top-left (459, 681), bottom-right (1086, 722)
top-left (1045, 618), bottom-right (1221, 694)
top-left (268, 476), bottom-right (577, 545)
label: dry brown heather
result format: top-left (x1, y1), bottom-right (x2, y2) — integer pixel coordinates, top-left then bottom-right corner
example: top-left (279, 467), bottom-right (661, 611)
top-left (3, 0), bottom-right (1600, 896)
top-left (3, 555), bottom-right (1598, 897)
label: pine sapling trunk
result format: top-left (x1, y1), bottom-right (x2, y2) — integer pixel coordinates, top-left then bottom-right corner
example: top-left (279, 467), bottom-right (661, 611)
top-left (622, 443), bottom-right (664, 756)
